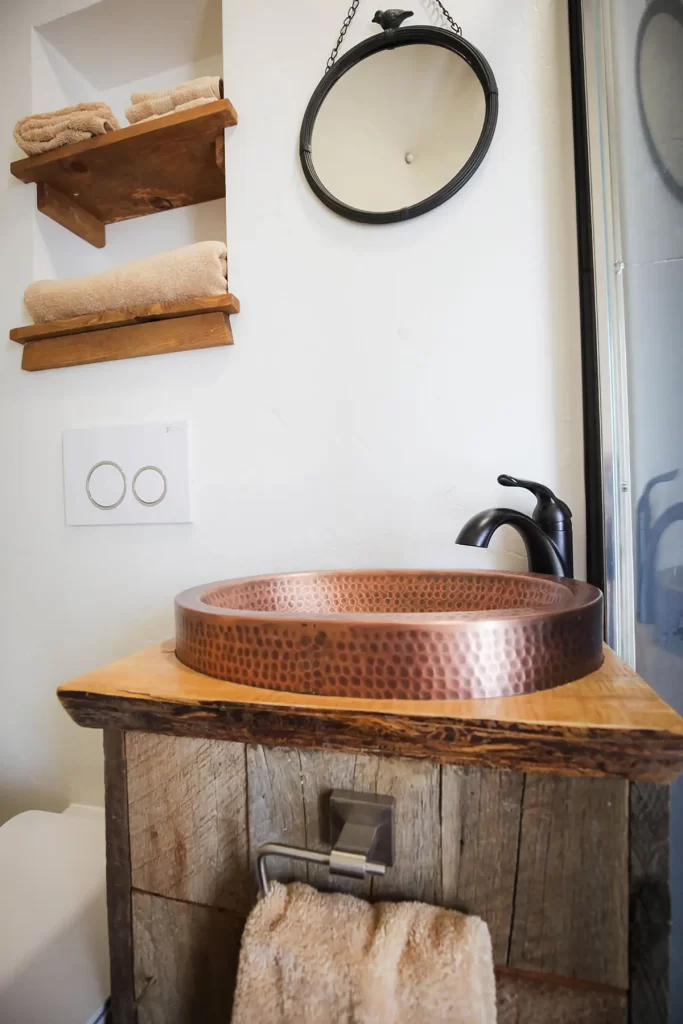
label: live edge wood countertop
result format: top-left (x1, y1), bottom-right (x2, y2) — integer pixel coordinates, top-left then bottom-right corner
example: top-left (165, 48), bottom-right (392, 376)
top-left (58, 642), bottom-right (683, 783)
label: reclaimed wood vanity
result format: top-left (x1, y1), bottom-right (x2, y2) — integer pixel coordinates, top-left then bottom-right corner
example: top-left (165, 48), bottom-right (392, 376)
top-left (59, 641), bottom-right (683, 1024)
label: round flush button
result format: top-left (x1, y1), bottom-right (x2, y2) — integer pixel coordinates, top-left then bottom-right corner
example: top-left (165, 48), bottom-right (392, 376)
top-left (132, 465), bottom-right (167, 507)
top-left (86, 461), bottom-right (126, 510)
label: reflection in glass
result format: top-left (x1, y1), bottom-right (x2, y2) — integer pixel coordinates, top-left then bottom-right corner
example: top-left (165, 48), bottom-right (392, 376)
top-left (637, 4), bottom-right (683, 199)
top-left (636, 471), bottom-right (683, 657)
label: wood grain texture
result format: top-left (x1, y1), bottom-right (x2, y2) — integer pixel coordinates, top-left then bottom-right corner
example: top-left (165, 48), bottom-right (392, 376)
top-left (123, 735), bottom-right (632, 998)
top-left (127, 733), bottom-right (252, 913)
top-left (58, 644), bottom-right (683, 782)
top-left (629, 782), bottom-right (670, 1024)
top-left (21, 311), bottom-right (233, 371)
top-left (370, 756), bottom-right (441, 903)
top-left (103, 730), bottom-right (136, 1024)
top-left (11, 100), bottom-right (238, 243)
top-left (246, 745), bottom-right (309, 885)
top-left (37, 181), bottom-right (105, 247)
top-left (442, 765), bottom-right (523, 963)
top-left (496, 967), bottom-right (627, 1023)
top-left (10, 294), bottom-right (240, 343)
top-left (215, 134), bottom-right (225, 172)
top-left (509, 774), bottom-right (629, 987)
top-left (132, 891), bottom-right (244, 1024)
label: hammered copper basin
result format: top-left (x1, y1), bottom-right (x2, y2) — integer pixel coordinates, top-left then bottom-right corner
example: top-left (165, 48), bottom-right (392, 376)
top-left (175, 570), bottom-right (603, 701)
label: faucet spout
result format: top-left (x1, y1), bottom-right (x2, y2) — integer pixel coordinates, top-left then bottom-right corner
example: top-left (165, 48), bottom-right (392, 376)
top-left (456, 508), bottom-right (568, 577)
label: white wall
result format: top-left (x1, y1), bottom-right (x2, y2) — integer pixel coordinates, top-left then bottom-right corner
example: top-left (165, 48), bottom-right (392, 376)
top-left (0, 0), bottom-right (583, 822)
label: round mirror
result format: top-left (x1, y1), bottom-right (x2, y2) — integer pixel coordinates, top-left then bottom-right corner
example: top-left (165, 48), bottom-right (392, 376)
top-left (637, 0), bottom-right (683, 202)
top-left (300, 20), bottom-right (498, 223)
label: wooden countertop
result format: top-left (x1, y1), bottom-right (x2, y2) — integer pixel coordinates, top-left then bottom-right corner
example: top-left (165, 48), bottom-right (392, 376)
top-left (58, 641), bottom-right (683, 782)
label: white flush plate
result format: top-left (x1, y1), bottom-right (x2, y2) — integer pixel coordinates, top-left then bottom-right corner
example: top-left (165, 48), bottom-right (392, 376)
top-left (63, 422), bottom-right (192, 526)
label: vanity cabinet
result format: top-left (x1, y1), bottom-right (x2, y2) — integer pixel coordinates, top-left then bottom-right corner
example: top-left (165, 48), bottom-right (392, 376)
top-left (61, 644), bottom-right (680, 1023)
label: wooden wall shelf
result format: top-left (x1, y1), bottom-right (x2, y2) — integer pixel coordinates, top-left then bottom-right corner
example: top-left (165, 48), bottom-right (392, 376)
top-left (10, 294), bottom-right (239, 371)
top-left (10, 100), bottom-right (237, 247)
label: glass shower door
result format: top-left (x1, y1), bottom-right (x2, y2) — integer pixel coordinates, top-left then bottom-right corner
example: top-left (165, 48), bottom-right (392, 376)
top-left (582, 2), bottom-right (683, 1019)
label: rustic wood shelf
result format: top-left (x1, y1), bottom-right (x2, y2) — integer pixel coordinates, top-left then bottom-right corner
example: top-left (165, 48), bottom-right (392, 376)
top-left (11, 294), bottom-right (238, 370)
top-left (58, 641), bottom-right (683, 782)
top-left (10, 100), bottom-right (237, 247)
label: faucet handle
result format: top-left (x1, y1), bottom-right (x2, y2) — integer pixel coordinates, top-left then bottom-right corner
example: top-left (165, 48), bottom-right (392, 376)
top-left (497, 475), bottom-right (572, 527)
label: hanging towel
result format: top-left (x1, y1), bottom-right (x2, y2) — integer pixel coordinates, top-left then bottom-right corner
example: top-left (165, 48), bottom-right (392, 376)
top-left (14, 103), bottom-right (120, 156)
top-left (231, 882), bottom-right (497, 1024)
top-left (24, 241), bottom-right (227, 324)
top-left (126, 76), bottom-right (222, 124)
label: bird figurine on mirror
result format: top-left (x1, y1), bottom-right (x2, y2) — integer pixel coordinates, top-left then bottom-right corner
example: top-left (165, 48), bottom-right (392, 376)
top-left (372, 9), bottom-right (414, 30)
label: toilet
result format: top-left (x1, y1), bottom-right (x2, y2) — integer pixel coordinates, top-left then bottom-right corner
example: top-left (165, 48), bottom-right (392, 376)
top-left (0, 805), bottom-right (109, 1024)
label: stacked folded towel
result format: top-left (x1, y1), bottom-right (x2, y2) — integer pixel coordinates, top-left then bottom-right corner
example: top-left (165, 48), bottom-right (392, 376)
top-left (14, 103), bottom-right (120, 156)
top-left (125, 76), bottom-right (223, 125)
top-left (24, 241), bottom-right (227, 324)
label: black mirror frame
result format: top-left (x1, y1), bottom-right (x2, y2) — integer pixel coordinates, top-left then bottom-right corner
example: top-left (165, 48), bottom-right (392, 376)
top-left (299, 24), bottom-right (499, 224)
top-left (635, 0), bottom-right (683, 205)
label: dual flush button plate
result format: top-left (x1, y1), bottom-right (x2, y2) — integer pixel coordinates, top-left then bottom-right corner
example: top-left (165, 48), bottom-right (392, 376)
top-left (62, 422), bottom-right (192, 526)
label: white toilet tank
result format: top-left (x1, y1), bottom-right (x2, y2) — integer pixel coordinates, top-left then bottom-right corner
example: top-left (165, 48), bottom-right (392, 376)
top-left (0, 805), bottom-right (109, 1024)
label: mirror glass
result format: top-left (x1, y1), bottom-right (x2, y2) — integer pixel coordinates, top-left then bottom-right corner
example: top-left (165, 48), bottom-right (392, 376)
top-left (310, 44), bottom-right (487, 214)
top-left (638, 9), bottom-right (683, 195)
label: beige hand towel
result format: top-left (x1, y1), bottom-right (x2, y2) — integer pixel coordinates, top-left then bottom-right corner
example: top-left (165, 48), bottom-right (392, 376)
top-left (126, 76), bottom-right (222, 124)
top-left (126, 96), bottom-right (216, 126)
top-left (24, 241), bottom-right (227, 324)
top-left (231, 882), bottom-right (497, 1024)
top-left (130, 75), bottom-right (222, 104)
top-left (14, 103), bottom-right (119, 156)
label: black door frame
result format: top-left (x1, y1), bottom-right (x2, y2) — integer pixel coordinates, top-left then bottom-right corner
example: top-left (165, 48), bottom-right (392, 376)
top-left (566, 1), bottom-right (605, 596)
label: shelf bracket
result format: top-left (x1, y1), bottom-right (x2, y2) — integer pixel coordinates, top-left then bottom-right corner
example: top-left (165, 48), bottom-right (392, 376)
top-left (215, 134), bottom-right (225, 173)
top-left (37, 182), bottom-right (105, 248)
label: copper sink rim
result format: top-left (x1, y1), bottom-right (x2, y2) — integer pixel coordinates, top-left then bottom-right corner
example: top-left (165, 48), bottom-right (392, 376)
top-left (175, 568), bottom-right (602, 626)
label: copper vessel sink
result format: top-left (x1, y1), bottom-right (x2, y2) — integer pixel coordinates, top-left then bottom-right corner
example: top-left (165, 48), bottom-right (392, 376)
top-left (175, 570), bottom-right (603, 701)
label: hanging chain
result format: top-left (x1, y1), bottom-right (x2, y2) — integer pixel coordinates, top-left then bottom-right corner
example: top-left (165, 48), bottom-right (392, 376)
top-left (326, 0), bottom-right (361, 72)
top-left (325, 0), bottom-right (462, 73)
top-left (431, 0), bottom-right (462, 35)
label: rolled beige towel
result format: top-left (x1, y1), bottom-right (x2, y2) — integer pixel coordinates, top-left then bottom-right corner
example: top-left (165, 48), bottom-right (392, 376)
top-left (14, 103), bottom-right (120, 156)
top-left (24, 241), bottom-right (227, 324)
top-left (126, 76), bottom-right (222, 124)
top-left (232, 882), bottom-right (497, 1024)
top-left (127, 97), bottom-right (216, 126)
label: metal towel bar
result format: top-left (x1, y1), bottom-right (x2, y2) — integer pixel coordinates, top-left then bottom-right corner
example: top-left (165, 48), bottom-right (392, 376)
top-left (256, 790), bottom-right (395, 897)
top-left (257, 842), bottom-right (386, 897)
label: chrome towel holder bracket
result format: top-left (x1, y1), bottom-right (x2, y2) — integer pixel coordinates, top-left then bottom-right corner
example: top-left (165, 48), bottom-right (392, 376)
top-left (257, 790), bottom-right (395, 897)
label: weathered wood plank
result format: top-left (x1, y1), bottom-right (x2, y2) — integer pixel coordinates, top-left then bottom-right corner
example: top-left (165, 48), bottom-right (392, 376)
top-left (442, 765), bottom-right (523, 963)
top-left (370, 756), bottom-right (441, 904)
top-left (496, 967), bottom-right (627, 1023)
top-left (246, 744), bottom-right (308, 885)
top-left (247, 746), bottom-right (442, 902)
top-left (509, 775), bottom-right (629, 987)
top-left (121, 736), bottom-right (638, 1015)
top-left (128, 733), bottom-right (252, 913)
top-left (629, 781), bottom-right (670, 1024)
top-left (132, 891), bottom-right (244, 1024)
top-left (103, 730), bottom-right (136, 1024)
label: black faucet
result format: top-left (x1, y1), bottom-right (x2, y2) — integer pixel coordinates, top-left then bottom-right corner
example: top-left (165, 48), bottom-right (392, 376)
top-left (456, 474), bottom-right (574, 578)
